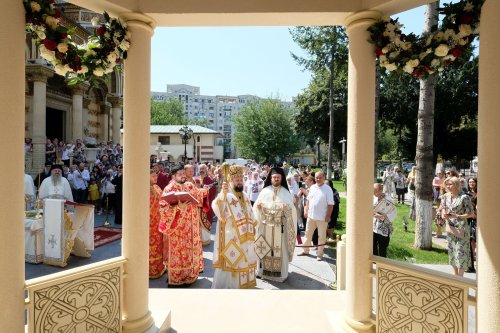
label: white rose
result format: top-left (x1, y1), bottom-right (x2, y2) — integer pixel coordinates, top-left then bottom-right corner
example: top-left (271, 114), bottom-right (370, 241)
top-left (458, 38), bottom-right (468, 46)
top-left (55, 64), bottom-right (69, 76)
top-left (107, 52), bottom-right (117, 62)
top-left (77, 65), bottom-right (89, 74)
top-left (444, 29), bottom-right (455, 40)
top-left (434, 44), bottom-right (449, 57)
top-left (39, 45), bottom-right (56, 62)
top-left (91, 17), bottom-right (100, 26)
top-left (419, 52), bottom-right (427, 60)
top-left (381, 47), bottom-right (389, 54)
top-left (403, 63), bottom-right (414, 74)
top-left (379, 55), bottom-right (387, 62)
top-left (434, 31), bottom-right (444, 41)
top-left (93, 67), bottom-right (105, 76)
top-left (431, 59), bottom-right (441, 68)
top-left (119, 40), bottom-right (130, 51)
top-left (35, 30), bottom-right (46, 40)
top-left (57, 43), bottom-right (68, 53)
top-left (104, 32), bottom-right (111, 39)
top-left (443, 54), bottom-right (456, 61)
top-left (408, 59), bottom-right (419, 68)
top-left (30, 1), bottom-right (41, 12)
top-left (386, 23), bottom-right (395, 32)
top-left (458, 24), bottom-right (472, 37)
top-left (401, 42), bottom-right (412, 51)
top-left (385, 63), bottom-right (398, 72)
top-left (45, 16), bottom-right (58, 30)
top-left (104, 65), bottom-right (115, 74)
top-left (389, 51), bottom-right (400, 59)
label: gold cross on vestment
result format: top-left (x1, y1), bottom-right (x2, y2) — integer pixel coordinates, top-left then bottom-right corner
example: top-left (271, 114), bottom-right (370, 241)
top-left (229, 198), bottom-right (238, 207)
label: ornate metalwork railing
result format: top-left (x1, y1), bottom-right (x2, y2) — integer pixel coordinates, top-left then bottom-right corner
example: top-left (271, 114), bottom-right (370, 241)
top-left (25, 256), bottom-right (126, 333)
top-left (372, 256), bottom-right (477, 333)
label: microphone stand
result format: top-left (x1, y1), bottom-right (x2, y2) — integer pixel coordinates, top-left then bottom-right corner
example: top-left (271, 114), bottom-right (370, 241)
top-left (103, 196), bottom-right (110, 226)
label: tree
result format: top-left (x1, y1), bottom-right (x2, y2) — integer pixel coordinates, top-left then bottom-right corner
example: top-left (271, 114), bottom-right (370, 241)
top-left (150, 98), bottom-right (186, 125)
top-left (414, 2), bottom-right (439, 250)
top-left (290, 26), bottom-right (348, 178)
top-left (232, 99), bottom-right (299, 163)
top-left (293, 69), bottom-right (348, 159)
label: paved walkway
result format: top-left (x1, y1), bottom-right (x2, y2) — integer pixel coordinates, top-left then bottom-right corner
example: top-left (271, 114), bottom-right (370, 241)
top-left (26, 207), bottom-right (476, 286)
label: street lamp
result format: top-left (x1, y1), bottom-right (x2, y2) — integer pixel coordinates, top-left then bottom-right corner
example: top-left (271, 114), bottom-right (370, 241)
top-left (179, 125), bottom-right (193, 163)
top-left (339, 137), bottom-right (347, 168)
top-left (316, 137), bottom-right (321, 167)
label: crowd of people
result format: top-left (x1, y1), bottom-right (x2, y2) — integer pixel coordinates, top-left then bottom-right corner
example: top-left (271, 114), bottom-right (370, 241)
top-left (378, 165), bottom-right (478, 276)
top-left (146, 160), bottom-right (340, 288)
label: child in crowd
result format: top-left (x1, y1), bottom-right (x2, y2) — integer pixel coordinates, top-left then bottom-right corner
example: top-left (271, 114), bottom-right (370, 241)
top-left (87, 178), bottom-right (100, 207)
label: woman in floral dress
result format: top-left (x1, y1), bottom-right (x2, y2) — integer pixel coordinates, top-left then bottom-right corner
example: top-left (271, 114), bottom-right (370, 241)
top-left (441, 176), bottom-right (475, 276)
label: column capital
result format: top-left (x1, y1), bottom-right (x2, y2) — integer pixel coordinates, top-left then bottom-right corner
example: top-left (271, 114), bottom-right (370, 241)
top-left (26, 64), bottom-right (54, 84)
top-left (121, 12), bottom-right (156, 35)
top-left (107, 95), bottom-right (123, 108)
top-left (71, 82), bottom-right (90, 96)
top-left (344, 10), bottom-right (382, 31)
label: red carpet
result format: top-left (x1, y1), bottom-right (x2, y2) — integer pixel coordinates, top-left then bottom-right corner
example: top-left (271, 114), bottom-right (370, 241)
top-left (94, 226), bottom-right (122, 248)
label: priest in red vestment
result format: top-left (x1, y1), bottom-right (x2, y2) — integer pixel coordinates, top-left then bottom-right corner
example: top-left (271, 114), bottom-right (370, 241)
top-left (193, 163), bottom-right (217, 246)
top-left (159, 164), bottom-right (208, 286)
top-left (149, 170), bottom-right (166, 279)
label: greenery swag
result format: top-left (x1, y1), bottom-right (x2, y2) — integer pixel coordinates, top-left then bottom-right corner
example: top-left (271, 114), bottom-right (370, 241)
top-left (24, 0), bottom-right (130, 85)
top-left (368, 0), bottom-right (483, 78)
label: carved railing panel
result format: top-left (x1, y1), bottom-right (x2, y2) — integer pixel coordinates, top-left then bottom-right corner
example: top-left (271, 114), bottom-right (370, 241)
top-left (25, 257), bottom-right (126, 333)
top-left (374, 257), bottom-right (476, 333)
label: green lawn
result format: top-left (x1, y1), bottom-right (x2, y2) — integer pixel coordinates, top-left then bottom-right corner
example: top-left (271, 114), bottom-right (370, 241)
top-left (332, 197), bottom-right (449, 264)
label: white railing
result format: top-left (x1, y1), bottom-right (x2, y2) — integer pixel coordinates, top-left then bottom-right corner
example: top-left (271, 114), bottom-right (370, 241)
top-left (372, 256), bottom-right (477, 333)
top-left (25, 256), bottom-right (127, 333)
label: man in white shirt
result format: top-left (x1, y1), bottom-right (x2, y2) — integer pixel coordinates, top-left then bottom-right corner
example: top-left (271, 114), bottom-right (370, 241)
top-left (72, 162), bottom-right (90, 203)
top-left (298, 171), bottom-right (334, 261)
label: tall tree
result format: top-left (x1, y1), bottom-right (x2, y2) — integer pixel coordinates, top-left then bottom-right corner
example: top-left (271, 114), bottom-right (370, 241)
top-left (293, 69), bottom-right (348, 157)
top-left (414, 2), bottom-right (439, 250)
top-left (151, 98), bottom-right (186, 125)
top-left (290, 26), bottom-right (348, 177)
top-left (233, 99), bottom-right (299, 163)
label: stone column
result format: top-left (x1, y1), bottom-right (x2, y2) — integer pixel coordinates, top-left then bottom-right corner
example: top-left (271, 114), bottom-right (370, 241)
top-left (71, 83), bottom-right (88, 142)
top-left (121, 12), bottom-right (156, 333)
top-left (343, 10), bottom-right (380, 333)
top-left (26, 64), bottom-right (53, 173)
top-left (100, 102), bottom-right (111, 142)
top-left (477, 1), bottom-right (500, 332)
top-left (108, 96), bottom-right (123, 144)
top-left (0, 2), bottom-right (27, 331)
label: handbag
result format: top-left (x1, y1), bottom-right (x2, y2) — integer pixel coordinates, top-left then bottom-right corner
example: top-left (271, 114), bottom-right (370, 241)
top-left (446, 223), bottom-right (464, 239)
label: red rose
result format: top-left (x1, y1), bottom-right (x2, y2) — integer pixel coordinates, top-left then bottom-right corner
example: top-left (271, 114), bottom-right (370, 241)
top-left (43, 39), bottom-right (57, 51)
top-left (96, 26), bottom-right (106, 36)
top-left (375, 48), bottom-right (383, 56)
top-left (59, 32), bottom-right (68, 39)
top-left (54, 9), bottom-right (61, 18)
top-left (451, 47), bottom-right (463, 57)
top-left (412, 69), bottom-right (422, 78)
top-left (458, 13), bottom-right (473, 25)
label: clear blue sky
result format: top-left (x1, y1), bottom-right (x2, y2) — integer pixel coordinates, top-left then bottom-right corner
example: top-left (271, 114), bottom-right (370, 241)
top-left (151, 4), bottom-right (432, 101)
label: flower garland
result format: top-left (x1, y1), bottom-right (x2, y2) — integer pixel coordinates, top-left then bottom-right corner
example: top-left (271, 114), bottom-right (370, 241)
top-left (368, 0), bottom-right (483, 79)
top-left (24, 0), bottom-right (131, 86)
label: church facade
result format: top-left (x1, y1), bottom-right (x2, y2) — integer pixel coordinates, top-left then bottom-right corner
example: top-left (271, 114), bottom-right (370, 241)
top-left (24, 3), bottom-right (123, 174)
